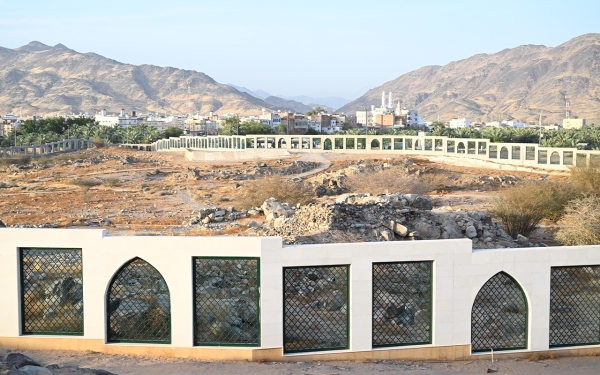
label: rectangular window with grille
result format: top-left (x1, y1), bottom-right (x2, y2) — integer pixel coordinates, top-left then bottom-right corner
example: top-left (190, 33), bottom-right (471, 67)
top-left (550, 266), bottom-right (600, 347)
top-left (19, 248), bottom-right (83, 335)
top-left (283, 265), bottom-right (349, 353)
top-left (193, 257), bottom-right (260, 346)
top-left (372, 261), bottom-right (432, 347)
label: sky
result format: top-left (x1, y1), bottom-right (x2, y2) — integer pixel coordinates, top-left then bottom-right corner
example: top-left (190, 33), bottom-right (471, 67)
top-left (0, 0), bottom-right (598, 101)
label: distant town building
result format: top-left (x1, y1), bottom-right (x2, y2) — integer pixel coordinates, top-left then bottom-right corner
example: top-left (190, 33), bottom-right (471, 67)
top-left (449, 118), bottom-right (470, 129)
top-left (506, 120), bottom-right (525, 128)
top-left (95, 109), bottom-right (143, 128)
top-left (258, 109), bottom-right (282, 129)
top-left (562, 118), bottom-right (586, 129)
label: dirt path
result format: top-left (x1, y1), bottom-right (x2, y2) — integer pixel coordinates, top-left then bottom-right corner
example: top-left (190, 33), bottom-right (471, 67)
top-left (292, 153), bottom-right (331, 178)
top-left (8, 350), bottom-right (600, 375)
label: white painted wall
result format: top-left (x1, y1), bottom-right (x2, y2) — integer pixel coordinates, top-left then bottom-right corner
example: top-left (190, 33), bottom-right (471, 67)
top-left (1, 228), bottom-right (600, 355)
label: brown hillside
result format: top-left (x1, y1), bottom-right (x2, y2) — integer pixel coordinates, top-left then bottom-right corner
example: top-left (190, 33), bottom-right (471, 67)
top-left (338, 34), bottom-right (600, 124)
top-left (0, 42), bottom-right (280, 116)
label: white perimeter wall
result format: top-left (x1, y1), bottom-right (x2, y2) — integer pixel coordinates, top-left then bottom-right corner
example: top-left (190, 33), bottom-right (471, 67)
top-left (1, 228), bottom-right (600, 355)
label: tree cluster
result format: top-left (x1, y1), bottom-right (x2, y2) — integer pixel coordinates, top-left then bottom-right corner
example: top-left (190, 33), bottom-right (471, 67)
top-left (0, 116), bottom-right (183, 147)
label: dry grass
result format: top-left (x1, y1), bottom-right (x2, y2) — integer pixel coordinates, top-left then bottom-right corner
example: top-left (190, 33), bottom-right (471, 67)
top-left (492, 181), bottom-right (581, 239)
top-left (528, 352), bottom-right (557, 361)
top-left (344, 168), bottom-right (444, 195)
top-left (233, 175), bottom-right (314, 209)
top-left (556, 195), bottom-right (600, 246)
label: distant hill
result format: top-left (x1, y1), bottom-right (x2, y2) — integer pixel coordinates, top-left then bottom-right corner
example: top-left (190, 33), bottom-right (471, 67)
top-left (227, 84), bottom-right (340, 112)
top-left (263, 96), bottom-right (313, 113)
top-left (279, 95), bottom-right (349, 111)
top-left (0, 42), bottom-right (283, 116)
top-left (338, 33), bottom-right (600, 124)
top-left (226, 84), bottom-right (271, 100)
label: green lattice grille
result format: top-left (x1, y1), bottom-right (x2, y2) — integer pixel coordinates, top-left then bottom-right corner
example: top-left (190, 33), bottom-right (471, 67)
top-left (471, 272), bottom-right (528, 352)
top-left (550, 266), bottom-right (600, 347)
top-left (194, 257), bottom-right (260, 346)
top-left (283, 265), bottom-right (349, 353)
top-left (372, 262), bottom-right (432, 347)
top-left (107, 258), bottom-right (171, 343)
top-left (20, 248), bottom-right (83, 335)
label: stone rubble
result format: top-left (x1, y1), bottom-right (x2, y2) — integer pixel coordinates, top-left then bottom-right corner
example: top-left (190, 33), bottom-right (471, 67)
top-left (259, 195), bottom-right (529, 249)
top-left (183, 160), bottom-right (319, 181)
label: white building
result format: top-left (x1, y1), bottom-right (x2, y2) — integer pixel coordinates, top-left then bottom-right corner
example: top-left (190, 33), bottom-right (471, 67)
top-left (506, 120), bottom-right (525, 128)
top-left (258, 109), bottom-right (282, 129)
top-left (355, 110), bottom-right (372, 127)
top-left (449, 118), bottom-right (471, 129)
top-left (95, 109), bottom-right (144, 128)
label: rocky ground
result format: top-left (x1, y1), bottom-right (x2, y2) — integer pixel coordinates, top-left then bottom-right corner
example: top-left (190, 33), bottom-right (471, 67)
top-left (0, 147), bottom-right (565, 246)
top-left (2, 349), bottom-right (600, 375)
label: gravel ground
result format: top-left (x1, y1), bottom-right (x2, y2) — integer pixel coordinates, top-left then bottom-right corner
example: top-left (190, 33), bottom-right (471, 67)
top-left (5, 349), bottom-right (600, 375)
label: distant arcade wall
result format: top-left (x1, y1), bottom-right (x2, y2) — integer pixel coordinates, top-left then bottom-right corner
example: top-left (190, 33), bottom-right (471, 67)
top-left (151, 135), bottom-right (600, 171)
top-left (2, 229), bottom-right (600, 361)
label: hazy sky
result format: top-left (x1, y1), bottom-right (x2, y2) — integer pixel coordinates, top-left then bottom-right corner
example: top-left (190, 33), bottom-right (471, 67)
top-left (0, 0), bottom-right (598, 100)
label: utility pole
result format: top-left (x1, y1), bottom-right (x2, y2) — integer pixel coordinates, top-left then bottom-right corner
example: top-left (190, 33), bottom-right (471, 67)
top-left (538, 111), bottom-right (543, 147)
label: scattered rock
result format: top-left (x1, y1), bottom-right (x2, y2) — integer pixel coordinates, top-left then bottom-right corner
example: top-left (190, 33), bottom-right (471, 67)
top-left (99, 218), bottom-right (114, 227)
top-left (261, 198), bottom-right (288, 218)
top-left (6, 353), bottom-right (41, 369)
top-left (18, 365), bottom-right (52, 375)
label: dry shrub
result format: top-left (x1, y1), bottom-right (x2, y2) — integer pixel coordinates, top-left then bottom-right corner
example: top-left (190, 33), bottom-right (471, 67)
top-left (344, 168), bottom-right (442, 195)
top-left (103, 177), bottom-right (121, 187)
top-left (91, 136), bottom-right (106, 148)
top-left (556, 195), bottom-right (600, 246)
top-left (234, 175), bottom-right (314, 209)
top-left (0, 155), bottom-right (31, 166)
top-left (528, 352), bottom-right (556, 361)
top-left (569, 161), bottom-right (600, 194)
top-left (492, 181), bottom-right (579, 239)
top-left (70, 178), bottom-right (102, 193)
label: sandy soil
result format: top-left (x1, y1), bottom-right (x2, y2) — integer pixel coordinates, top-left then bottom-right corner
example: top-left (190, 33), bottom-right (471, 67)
top-left (5, 349), bottom-right (600, 375)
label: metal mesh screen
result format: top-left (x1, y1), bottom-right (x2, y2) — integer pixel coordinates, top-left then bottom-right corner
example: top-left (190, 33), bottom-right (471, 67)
top-left (283, 265), bottom-right (349, 353)
top-left (107, 258), bottom-right (171, 343)
top-left (550, 266), bottom-right (600, 347)
top-left (20, 248), bottom-right (83, 335)
top-left (194, 257), bottom-right (260, 346)
top-left (372, 262), bottom-right (432, 347)
top-left (471, 272), bottom-right (527, 352)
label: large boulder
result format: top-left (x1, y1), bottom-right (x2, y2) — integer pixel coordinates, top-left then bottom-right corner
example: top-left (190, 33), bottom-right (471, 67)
top-left (412, 196), bottom-right (433, 210)
top-left (44, 277), bottom-right (81, 307)
top-left (17, 366), bottom-right (52, 375)
top-left (261, 198), bottom-right (288, 218)
top-left (6, 353), bottom-right (41, 369)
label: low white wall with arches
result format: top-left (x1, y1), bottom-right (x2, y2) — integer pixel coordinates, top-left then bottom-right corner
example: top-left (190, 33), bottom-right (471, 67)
top-left (151, 134), bottom-right (600, 171)
top-left (1, 228), bottom-right (600, 361)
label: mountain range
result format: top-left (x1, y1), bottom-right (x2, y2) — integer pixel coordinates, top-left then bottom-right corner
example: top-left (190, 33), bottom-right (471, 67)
top-left (2, 34), bottom-right (599, 123)
top-left (226, 84), bottom-right (343, 112)
top-left (0, 42), bottom-right (302, 116)
top-left (339, 33), bottom-right (600, 124)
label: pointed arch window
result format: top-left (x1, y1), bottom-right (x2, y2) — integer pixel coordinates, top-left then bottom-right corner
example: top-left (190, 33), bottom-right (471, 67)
top-left (106, 258), bottom-right (171, 344)
top-left (471, 272), bottom-right (528, 352)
